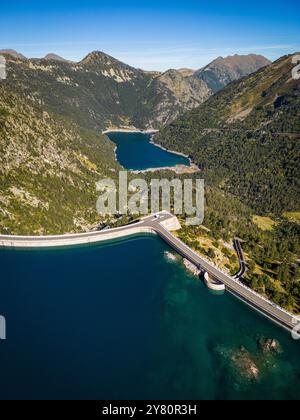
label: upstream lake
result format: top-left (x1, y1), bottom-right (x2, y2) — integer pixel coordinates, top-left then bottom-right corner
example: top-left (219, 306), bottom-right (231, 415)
top-left (0, 236), bottom-right (299, 400)
top-left (106, 131), bottom-right (190, 171)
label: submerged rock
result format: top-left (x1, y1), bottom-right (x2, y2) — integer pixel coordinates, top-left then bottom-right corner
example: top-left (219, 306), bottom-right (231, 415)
top-left (230, 347), bottom-right (260, 381)
top-left (258, 337), bottom-right (282, 355)
top-left (217, 345), bottom-right (260, 382)
top-left (216, 335), bottom-right (283, 388)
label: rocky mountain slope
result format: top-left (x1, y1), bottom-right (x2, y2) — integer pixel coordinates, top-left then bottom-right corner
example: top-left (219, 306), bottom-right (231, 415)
top-left (195, 54), bottom-right (271, 92)
top-left (156, 53), bottom-right (300, 215)
top-left (0, 49), bottom-right (27, 60)
top-left (141, 69), bottom-right (211, 126)
top-left (0, 84), bottom-right (121, 235)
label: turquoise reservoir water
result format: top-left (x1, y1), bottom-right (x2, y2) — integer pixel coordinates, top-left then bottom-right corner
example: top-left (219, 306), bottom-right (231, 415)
top-left (106, 131), bottom-right (190, 170)
top-left (0, 236), bottom-right (299, 400)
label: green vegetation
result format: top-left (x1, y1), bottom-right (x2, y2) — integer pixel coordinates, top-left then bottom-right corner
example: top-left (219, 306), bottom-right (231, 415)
top-left (156, 54), bottom-right (300, 215)
top-left (177, 186), bottom-right (300, 313)
top-left (156, 54), bottom-right (300, 313)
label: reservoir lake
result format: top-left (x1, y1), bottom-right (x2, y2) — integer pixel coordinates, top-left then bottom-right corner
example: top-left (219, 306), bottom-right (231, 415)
top-left (0, 236), bottom-right (299, 400)
top-left (106, 131), bottom-right (190, 171)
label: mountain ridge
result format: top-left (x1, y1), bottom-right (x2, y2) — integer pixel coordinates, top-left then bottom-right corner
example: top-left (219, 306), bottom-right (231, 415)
top-left (0, 49), bottom-right (272, 97)
top-left (0, 49), bottom-right (27, 60)
top-left (195, 54), bottom-right (271, 92)
top-left (43, 53), bottom-right (72, 63)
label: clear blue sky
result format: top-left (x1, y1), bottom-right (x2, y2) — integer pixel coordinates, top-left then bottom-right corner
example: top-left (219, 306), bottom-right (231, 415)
top-left (0, 0), bottom-right (299, 70)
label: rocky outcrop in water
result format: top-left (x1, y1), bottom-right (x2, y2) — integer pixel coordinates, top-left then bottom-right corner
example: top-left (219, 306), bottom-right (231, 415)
top-left (257, 337), bottom-right (282, 355)
top-left (217, 345), bottom-right (260, 382)
top-left (216, 335), bottom-right (283, 385)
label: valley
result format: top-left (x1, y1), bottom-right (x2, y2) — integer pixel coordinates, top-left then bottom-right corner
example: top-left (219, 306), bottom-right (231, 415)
top-left (0, 49), bottom-right (299, 313)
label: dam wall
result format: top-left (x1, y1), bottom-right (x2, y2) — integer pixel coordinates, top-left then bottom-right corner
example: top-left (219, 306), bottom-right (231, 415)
top-left (0, 225), bottom-right (155, 249)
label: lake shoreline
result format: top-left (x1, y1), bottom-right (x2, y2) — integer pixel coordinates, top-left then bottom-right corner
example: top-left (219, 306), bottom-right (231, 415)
top-left (150, 136), bottom-right (191, 161)
top-left (149, 136), bottom-right (200, 173)
top-left (131, 163), bottom-right (200, 175)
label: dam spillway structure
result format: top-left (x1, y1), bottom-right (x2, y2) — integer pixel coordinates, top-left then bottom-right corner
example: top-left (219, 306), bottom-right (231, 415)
top-left (203, 271), bottom-right (225, 294)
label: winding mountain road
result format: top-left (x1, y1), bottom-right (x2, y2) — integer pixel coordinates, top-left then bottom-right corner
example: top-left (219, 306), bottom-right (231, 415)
top-left (233, 238), bottom-right (247, 279)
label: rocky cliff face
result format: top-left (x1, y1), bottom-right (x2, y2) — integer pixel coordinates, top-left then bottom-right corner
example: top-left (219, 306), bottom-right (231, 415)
top-left (144, 69), bottom-right (211, 126)
top-left (157, 69), bottom-right (211, 109)
top-left (195, 54), bottom-right (271, 92)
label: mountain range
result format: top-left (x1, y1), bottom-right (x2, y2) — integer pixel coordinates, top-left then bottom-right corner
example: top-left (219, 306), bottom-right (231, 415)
top-left (0, 49), bottom-right (270, 129)
top-left (0, 49), bottom-right (211, 130)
